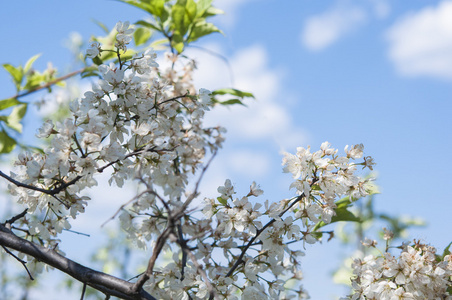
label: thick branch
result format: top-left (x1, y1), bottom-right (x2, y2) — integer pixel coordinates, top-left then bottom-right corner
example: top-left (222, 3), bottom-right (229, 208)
top-left (0, 224), bottom-right (156, 300)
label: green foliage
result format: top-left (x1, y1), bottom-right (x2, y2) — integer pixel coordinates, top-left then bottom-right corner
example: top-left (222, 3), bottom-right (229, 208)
top-left (2, 64), bottom-right (23, 92)
top-left (217, 196), bottom-right (228, 206)
top-left (211, 88), bottom-right (255, 107)
top-left (120, 0), bottom-right (223, 53)
top-left (0, 99), bottom-right (28, 154)
top-left (2, 54), bottom-right (58, 93)
top-left (0, 104), bottom-right (28, 133)
top-left (0, 129), bottom-right (17, 153)
top-left (134, 27), bottom-right (152, 46)
top-left (441, 242), bottom-right (452, 260)
top-left (0, 98), bottom-right (23, 111)
top-left (0, 53), bottom-right (62, 154)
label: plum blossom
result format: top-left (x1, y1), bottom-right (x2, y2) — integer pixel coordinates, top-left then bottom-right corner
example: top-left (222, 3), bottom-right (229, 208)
top-left (86, 41), bottom-right (101, 58)
top-left (346, 243), bottom-right (452, 300)
top-left (3, 17), bottom-right (398, 300)
top-left (115, 21), bottom-right (134, 50)
top-left (36, 119), bottom-right (55, 138)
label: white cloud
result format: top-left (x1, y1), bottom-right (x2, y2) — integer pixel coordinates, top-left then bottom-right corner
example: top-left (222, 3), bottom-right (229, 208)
top-left (214, 0), bottom-right (255, 27)
top-left (369, 0), bottom-right (391, 19)
top-left (301, 5), bottom-right (367, 51)
top-left (228, 150), bottom-right (270, 178)
top-left (190, 44), bottom-right (307, 151)
top-left (185, 43), bottom-right (309, 197)
top-left (386, 1), bottom-right (452, 79)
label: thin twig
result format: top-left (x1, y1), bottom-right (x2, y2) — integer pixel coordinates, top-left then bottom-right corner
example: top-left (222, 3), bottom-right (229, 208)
top-left (3, 208), bottom-right (28, 228)
top-left (225, 193), bottom-right (306, 278)
top-left (97, 146), bottom-right (175, 173)
top-left (155, 93), bottom-right (189, 107)
top-left (80, 282), bottom-right (87, 300)
top-left (63, 229), bottom-right (90, 237)
top-left (1, 245), bottom-right (34, 280)
top-left (172, 232), bottom-right (218, 300)
top-left (132, 151), bottom-right (218, 293)
top-left (13, 67), bottom-right (88, 100)
top-left (0, 170), bottom-right (81, 198)
top-left (101, 189), bottom-right (153, 227)
top-left (179, 150), bottom-right (217, 212)
top-left (132, 226), bottom-right (173, 293)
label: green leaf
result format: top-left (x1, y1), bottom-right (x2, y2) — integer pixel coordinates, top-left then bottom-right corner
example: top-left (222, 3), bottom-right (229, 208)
top-left (212, 88), bottom-right (255, 99)
top-left (136, 20), bottom-right (161, 31)
top-left (0, 129), bottom-right (17, 154)
top-left (203, 6), bottom-right (224, 17)
top-left (187, 21), bottom-right (222, 43)
top-left (150, 38), bottom-right (170, 50)
top-left (172, 0), bottom-right (188, 35)
top-left (92, 56), bottom-right (103, 66)
top-left (145, 0), bottom-right (166, 20)
top-left (0, 98), bottom-right (23, 111)
top-left (185, 0), bottom-right (197, 23)
top-left (3, 64), bottom-right (23, 90)
top-left (332, 207), bottom-right (361, 223)
top-left (196, 0), bottom-right (213, 17)
top-left (216, 99), bottom-right (246, 106)
top-left (118, 0), bottom-right (153, 14)
top-left (171, 33), bottom-right (185, 53)
top-left (24, 54), bottom-right (41, 74)
top-left (120, 0), bottom-right (167, 21)
top-left (217, 196), bottom-right (227, 206)
top-left (134, 27), bottom-right (152, 46)
top-left (313, 207), bottom-right (361, 231)
top-left (24, 72), bottom-right (45, 91)
top-left (81, 66), bottom-right (100, 78)
top-left (335, 196), bottom-right (352, 209)
top-left (171, 0), bottom-right (196, 38)
top-left (442, 242), bottom-right (452, 259)
top-left (2, 104), bottom-right (27, 133)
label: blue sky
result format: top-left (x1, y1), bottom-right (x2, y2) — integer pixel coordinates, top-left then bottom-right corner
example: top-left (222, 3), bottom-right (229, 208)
top-left (1, 0), bottom-right (452, 299)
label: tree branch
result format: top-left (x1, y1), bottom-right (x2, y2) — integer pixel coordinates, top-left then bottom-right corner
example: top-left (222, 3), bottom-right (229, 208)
top-left (0, 170), bottom-right (81, 198)
top-left (226, 192), bottom-right (306, 278)
top-left (3, 208), bottom-right (28, 228)
top-left (172, 232), bottom-right (218, 300)
top-left (132, 226), bottom-right (172, 293)
top-left (0, 224), bottom-right (156, 300)
top-left (1, 245), bottom-right (34, 280)
top-left (13, 67), bottom-right (88, 100)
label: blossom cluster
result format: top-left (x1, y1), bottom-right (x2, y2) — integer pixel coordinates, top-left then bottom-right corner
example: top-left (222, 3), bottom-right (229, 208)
top-left (176, 143), bottom-right (375, 299)
top-left (5, 19), bottom-right (383, 300)
top-left (282, 142), bottom-right (375, 224)
top-left (345, 241), bottom-right (452, 299)
top-left (8, 21), bottom-right (224, 251)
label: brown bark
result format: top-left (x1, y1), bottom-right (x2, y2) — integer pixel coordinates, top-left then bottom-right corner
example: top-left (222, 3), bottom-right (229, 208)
top-left (0, 224), bottom-right (156, 300)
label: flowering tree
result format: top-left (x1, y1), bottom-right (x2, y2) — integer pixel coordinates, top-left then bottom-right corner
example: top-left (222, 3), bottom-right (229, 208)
top-left (0, 1), bottom-right (451, 299)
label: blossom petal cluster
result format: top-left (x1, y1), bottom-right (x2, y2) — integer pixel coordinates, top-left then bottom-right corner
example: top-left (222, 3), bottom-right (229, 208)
top-left (188, 144), bottom-right (374, 298)
top-left (8, 21), bottom-right (224, 255)
top-left (345, 242), bottom-right (452, 300)
top-left (282, 142), bottom-right (374, 224)
top-left (4, 19), bottom-right (386, 300)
